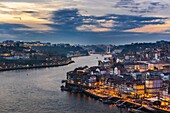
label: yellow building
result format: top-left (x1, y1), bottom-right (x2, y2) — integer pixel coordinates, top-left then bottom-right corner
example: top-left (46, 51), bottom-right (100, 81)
top-left (133, 83), bottom-right (145, 95)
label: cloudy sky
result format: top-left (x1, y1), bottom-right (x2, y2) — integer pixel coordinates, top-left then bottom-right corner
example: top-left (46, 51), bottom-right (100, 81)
top-left (0, 0), bottom-right (170, 44)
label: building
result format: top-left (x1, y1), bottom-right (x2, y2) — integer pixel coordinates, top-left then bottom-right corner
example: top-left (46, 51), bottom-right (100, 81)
top-left (124, 54), bottom-right (136, 61)
top-left (124, 62), bottom-right (148, 72)
top-left (163, 65), bottom-right (170, 70)
top-left (98, 50), bottom-right (115, 69)
top-left (148, 61), bottom-right (170, 70)
top-left (66, 66), bottom-right (102, 88)
top-left (145, 78), bottom-right (163, 94)
top-left (133, 81), bottom-right (145, 97)
top-left (168, 82), bottom-right (170, 94)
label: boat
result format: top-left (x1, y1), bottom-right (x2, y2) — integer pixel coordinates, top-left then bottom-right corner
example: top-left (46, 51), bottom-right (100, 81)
top-left (71, 89), bottom-right (83, 93)
top-left (61, 80), bottom-right (67, 83)
top-left (71, 89), bottom-right (78, 94)
top-left (114, 99), bottom-right (124, 104)
top-left (60, 85), bottom-right (70, 91)
top-left (128, 108), bottom-right (143, 113)
top-left (103, 99), bottom-right (115, 104)
top-left (139, 106), bottom-right (154, 113)
top-left (99, 98), bottom-right (103, 102)
top-left (102, 97), bottom-right (120, 104)
top-left (117, 103), bottom-right (126, 108)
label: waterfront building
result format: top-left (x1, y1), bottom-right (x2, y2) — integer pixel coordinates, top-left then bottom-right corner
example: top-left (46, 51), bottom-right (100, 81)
top-left (2, 54), bottom-right (30, 60)
top-left (168, 83), bottom-right (170, 95)
top-left (145, 78), bottom-right (163, 95)
top-left (133, 80), bottom-right (145, 98)
top-left (66, 66), bottom-right (104, 88)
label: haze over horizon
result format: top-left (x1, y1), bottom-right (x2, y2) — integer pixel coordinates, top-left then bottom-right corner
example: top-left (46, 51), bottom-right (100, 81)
top-left (0, 0), bottom-right (170, 44)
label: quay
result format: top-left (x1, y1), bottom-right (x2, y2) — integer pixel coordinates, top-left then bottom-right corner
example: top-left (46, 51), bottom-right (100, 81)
top-left (61, 82), bottom-right (159, 113)
top-left (83, 89), bottom-right (108, 100)
top-left (0, 61), bottom-right (74, 72)
top-left (61, 79), bottom-right (170, 113)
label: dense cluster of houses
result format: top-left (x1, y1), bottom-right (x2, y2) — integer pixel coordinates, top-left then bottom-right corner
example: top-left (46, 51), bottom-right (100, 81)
top-left (66, 47), bottom-right (170, 107)
top-left (0, 40), bottom-right (71, 69)
top-left (0, 40), bottom-right (48, 60)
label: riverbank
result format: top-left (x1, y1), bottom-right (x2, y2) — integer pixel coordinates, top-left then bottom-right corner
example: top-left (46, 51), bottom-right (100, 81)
top-left (0, 54), bottom-right (114, 113)
top-left (61, 83), bottom-right (170, 113)
top-left (0, 60), bottom-right (75, 72)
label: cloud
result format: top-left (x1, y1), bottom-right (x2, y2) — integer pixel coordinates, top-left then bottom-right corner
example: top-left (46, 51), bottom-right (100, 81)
top-left (0, 0), bottom-right (170, 33)
top-left (114, 0), bottom-right (169, 14)
top-left (76, 25), bottom-right (111, 32)
top-left (0, 34), bottom-right (16, 38)
top-left (0, 23), bottom-right (30, 32)
top-left (0, 0), bottom-right (170, 44)
top-left (0, 2), bottom-right (54, 31)
top-left (0, 7), bottom-right (168, 36)
top-left (49, 8), bottom-right (167, 33)
top-left (22, 11), bottom-right (38, 14)
top-left (125, 20), bottom-right (170, 33)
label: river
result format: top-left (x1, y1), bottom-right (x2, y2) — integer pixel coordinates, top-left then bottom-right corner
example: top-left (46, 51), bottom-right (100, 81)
top-left (0, 54), bottom-right (128, 113)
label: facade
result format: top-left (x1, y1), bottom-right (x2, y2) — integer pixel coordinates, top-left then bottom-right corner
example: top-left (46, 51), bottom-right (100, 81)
top-left (168, 83), bottom-right (170, 94)
top-left (3, 55), bottom-right (30, 60)
top-left (124, 62), bottom-right (148, 72)
top-left (148, 61), bottom-right (170, 70)
top-left (145, 79), bottom-right (163, 94)
top-left (133, 83), bottom-right (145, 96)
top-left (66, 66), bottom-right (103, 88)
top-left (98, 53), bottom-right (115, 69)
top-left (125, 54), bottom-right (136, 61)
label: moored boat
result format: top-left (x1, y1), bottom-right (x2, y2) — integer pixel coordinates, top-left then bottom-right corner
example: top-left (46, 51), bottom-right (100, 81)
top-left (60, 85), bottom-right (70, 91)
top-left (128, 108), bottom-right (143, 113)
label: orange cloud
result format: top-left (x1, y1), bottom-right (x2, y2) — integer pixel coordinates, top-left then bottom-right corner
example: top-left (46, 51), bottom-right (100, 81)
top-left (125, 20), bottom-right (170, 33)
top-left (0, 2), bottom-right (55, 31)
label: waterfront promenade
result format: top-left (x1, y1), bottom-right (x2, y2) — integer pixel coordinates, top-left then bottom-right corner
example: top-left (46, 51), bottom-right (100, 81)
top-left (82, 87), bottom-right (170, 113)
top-left (0, 60), bottom-right (74, 72)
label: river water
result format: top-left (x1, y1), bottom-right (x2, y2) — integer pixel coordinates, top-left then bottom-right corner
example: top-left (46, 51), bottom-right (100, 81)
top-left (0, 54), bottom-right (128, 113)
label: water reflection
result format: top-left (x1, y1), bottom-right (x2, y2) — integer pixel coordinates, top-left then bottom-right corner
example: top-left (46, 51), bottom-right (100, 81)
top-left (0, 54), bottom-right (128, 113)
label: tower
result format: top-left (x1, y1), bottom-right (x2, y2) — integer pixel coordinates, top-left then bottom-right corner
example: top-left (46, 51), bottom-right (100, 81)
top-left (106, 46), bottom-right (111, 54)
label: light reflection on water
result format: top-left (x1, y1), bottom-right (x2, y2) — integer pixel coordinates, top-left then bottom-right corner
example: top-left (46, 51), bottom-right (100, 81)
top-left (0, 54), bottom-right (128, 113)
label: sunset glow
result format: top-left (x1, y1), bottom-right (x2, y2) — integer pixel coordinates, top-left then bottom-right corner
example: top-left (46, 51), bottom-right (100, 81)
top-left (0, 0), bottom-right (170, 44)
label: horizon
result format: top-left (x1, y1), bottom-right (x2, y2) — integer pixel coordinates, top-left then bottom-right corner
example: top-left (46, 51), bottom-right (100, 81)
top-left (1, 39), bottom-right (169, 46)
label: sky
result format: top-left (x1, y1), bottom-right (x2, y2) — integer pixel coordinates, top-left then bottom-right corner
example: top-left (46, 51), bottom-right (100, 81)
top-left (0, 0), bottom-right (170, 45)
